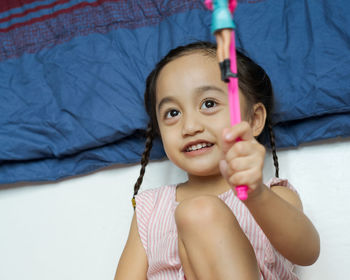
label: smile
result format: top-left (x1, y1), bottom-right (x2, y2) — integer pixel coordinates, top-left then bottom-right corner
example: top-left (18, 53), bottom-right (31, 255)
top-left (185, 142), bottom-right (213, 152)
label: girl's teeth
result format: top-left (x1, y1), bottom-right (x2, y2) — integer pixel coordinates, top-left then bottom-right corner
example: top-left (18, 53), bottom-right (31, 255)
top-left (187, 143), bottom-right (212, 151)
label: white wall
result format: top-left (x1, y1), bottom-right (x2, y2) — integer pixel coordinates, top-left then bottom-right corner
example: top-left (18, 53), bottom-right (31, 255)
top-left (0, 137), bottom-right (349, 280)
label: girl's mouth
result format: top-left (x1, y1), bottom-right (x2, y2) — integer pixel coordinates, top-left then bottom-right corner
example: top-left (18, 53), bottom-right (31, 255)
top-left (185, 142), bottom-right (213, 152)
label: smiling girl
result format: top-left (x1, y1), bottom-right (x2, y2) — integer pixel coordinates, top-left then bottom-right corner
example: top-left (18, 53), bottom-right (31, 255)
top-left (115, 41), bottom-right (320, 280)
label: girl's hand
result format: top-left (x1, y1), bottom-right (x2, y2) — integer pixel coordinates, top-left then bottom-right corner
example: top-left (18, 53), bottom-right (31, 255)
top-left (219, 121), bottom-right (266, 199)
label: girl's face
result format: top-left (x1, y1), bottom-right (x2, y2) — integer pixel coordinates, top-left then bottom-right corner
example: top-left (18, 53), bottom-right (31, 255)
top-left (155, 52), bottom-right (249, 177)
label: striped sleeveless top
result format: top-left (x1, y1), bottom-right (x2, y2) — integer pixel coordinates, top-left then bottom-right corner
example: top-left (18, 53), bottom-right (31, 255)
top-left (135, 178), bottom-right (299, 280)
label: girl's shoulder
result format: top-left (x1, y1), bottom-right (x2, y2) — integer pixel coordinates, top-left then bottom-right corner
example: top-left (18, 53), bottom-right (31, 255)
top-left (266, 177), bottom-right (298, 193)
top-left (135, 184), bottom-right (177, 210)
top-left (134, 185), bottom-right (177, 252)
top-left (266, 177), bottom-right (302, 210)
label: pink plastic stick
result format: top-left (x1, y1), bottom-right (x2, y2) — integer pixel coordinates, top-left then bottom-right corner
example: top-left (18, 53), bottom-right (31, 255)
top-left (228, 31), bottom-right (249, 200)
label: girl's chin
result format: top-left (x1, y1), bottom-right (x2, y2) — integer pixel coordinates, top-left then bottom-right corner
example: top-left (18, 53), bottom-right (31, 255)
top-left (184, 167), bottom-right (220, 177)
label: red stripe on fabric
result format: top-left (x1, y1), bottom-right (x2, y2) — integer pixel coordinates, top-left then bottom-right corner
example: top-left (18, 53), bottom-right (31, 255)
top-left (0, 0), bottom-right (70, 24)
top-left (0, 0), bottom-right (38, 13)
top-left (0, 0), bottom-right (115, 33)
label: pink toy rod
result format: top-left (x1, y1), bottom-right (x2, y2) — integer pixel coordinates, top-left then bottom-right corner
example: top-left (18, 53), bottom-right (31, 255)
top-left (205, 0), bottom-right (248, 200)
top-left (228, 31), bottom-right (249, 200)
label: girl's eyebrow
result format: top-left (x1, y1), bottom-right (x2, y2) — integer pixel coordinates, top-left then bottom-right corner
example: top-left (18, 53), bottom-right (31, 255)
top-left (157, 85), bottom-right (226, 112)
top-left (158, 96), bottom-right (176, 112)
top-left (195, 85), bottom-right (226, 95)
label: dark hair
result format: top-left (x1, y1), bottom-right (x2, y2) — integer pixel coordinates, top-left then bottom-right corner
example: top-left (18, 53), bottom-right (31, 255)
top-left (132, 41), bottom-right (279, 209)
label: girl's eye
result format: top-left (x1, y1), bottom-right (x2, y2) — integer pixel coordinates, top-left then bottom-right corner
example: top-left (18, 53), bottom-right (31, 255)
top-left (201, 99), bottom-right (217, 109)
top-left (165, 109), bottom-right (180, 119)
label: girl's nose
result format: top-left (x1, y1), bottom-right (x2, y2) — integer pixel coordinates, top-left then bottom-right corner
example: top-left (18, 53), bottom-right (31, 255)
top-left (182, 116), bottom-right (204, 136)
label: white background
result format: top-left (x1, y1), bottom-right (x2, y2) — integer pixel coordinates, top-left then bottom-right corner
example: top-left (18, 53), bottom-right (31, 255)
top-left (0, 137), bottom-right (349, 279)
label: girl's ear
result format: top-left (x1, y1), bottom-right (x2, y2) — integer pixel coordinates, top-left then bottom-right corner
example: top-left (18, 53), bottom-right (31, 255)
top-left (251, 103), bottom-right (267, 137)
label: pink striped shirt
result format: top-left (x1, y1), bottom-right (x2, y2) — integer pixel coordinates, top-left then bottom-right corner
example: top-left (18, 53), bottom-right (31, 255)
top-left (135, 178), bottom-right (299, 280)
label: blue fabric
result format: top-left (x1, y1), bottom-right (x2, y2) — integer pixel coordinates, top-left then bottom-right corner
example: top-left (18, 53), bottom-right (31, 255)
top-left (0, 0), bottom-right (349, 184)
top-left (234, 0), bottom-right (350, 146)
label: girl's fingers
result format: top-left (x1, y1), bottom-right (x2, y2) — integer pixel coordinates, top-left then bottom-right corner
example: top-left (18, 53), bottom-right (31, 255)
top-left (227, 168), bottom-right (262, 189)
top-left (225, 139), bottom-right (265, 164)
top-left (221, 122), bottom-right (253, 154)
top-left (222, 122), bottom-right (253, 144)
top-left (226, 154), bottom-right (263, 174)
top-left (225, 140), bottom-right (252, 159)
top-left (220, 121), bottom-right (265, 191)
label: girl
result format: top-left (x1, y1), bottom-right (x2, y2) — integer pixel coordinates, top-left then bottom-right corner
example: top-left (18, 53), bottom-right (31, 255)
top-left (115, 41), bottom-right (320, 280)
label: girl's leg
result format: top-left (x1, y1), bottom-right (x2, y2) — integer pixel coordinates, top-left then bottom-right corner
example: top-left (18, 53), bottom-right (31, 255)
top-left (175, 195), bottom-right (260, 280)
top-left (178, 239), bottom-right (198, 280)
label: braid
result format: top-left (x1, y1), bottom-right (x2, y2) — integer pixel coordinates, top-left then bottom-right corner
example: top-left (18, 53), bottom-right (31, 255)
top-left (267, 117), bottom-right (279, 178)
top-left (132, 122), bottom-right (154, 210)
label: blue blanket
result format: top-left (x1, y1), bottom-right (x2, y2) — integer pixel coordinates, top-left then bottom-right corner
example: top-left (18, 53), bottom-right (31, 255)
top-left (1, 0), bottom-right (349, 183)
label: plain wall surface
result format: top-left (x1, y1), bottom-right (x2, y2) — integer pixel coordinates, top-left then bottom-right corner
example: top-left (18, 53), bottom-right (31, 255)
top-left (0, 137), bottom-right (349, 279)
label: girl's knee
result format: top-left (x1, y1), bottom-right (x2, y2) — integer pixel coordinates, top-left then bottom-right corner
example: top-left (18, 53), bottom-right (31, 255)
top-left (175, 195), bottom-right (235, 231)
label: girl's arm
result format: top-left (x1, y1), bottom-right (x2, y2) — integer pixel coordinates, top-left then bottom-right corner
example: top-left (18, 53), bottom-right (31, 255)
top-left (114, 213), bottom-right (148, 280)
top-left (244, 185), bottom-right (320, 266)
top-left (221, 122), bottom-right (320, 266)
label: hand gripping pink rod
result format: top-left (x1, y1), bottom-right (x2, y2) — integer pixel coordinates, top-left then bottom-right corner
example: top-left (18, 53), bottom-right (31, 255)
top-left (228, 30), bottom-right (249, 200)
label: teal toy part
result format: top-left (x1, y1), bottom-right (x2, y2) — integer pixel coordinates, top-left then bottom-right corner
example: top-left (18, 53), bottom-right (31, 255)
top-left (210, 0), bottom-right (236, 34)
